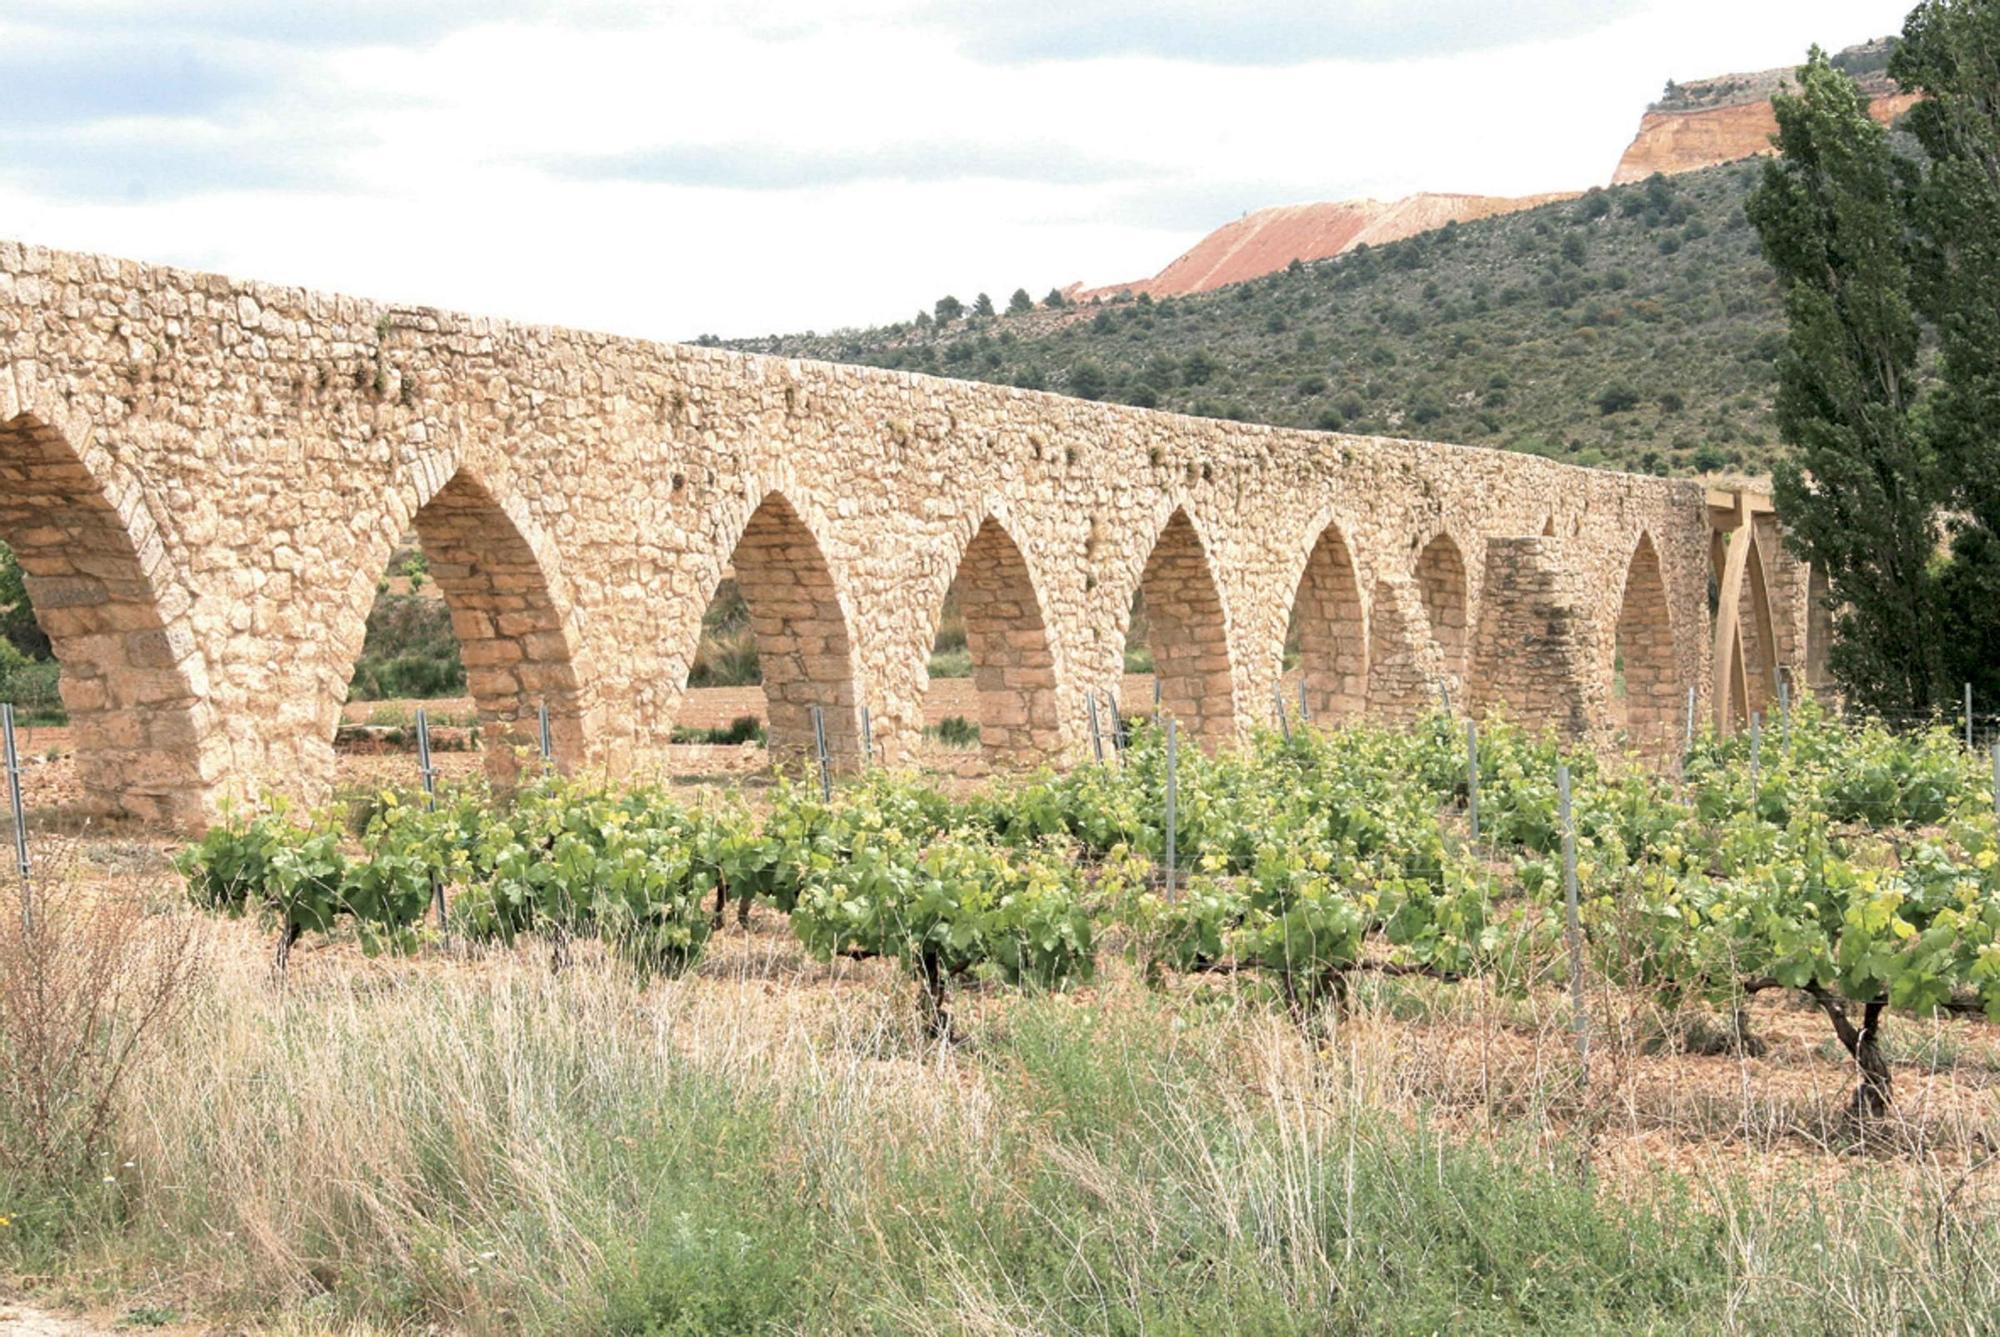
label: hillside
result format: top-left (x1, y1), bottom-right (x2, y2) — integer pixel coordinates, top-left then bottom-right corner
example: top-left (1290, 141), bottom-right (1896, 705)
top-left (725, 162), bottom-right (1786, 477)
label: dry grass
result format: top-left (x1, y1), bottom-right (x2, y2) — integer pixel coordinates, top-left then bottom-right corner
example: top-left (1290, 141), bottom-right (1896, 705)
top-left (0, 847), bottom-right (204, 1182)
top-left (3, 861), bottom-right (1999, 1333)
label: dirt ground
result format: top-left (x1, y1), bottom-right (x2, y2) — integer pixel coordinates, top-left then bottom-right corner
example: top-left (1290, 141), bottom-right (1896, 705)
top-left (12, 677), bottom-right (1179, 819)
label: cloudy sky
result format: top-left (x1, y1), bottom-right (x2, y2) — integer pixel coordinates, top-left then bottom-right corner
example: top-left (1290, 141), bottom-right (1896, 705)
top-left (1, 0), bottom-right (1909, 339)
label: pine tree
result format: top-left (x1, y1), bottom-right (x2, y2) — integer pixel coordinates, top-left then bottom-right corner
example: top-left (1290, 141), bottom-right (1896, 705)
top-left (972, 292), bottom-right (995, 317)
top-left (1007, 288), bottom-right (1034, 314)
top-left (1748, 46), bottom-right (1945, 713)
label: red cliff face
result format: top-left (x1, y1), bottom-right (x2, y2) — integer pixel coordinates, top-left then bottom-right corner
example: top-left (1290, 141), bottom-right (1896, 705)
top-left (1613, 38), bottom-right (1912, 182)
top-left (1080, 191), bottom-right (1576, 301)
top-left (1613, 91), bottom-right (1918, 184)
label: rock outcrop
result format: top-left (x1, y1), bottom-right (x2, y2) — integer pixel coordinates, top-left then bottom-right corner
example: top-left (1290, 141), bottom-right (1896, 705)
top-left (1613, 38), bottom-right (1914, 183)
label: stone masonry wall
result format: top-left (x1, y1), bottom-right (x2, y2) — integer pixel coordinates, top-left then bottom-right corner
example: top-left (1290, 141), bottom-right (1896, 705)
top-left (0, 241), bottom-right (1800, 823)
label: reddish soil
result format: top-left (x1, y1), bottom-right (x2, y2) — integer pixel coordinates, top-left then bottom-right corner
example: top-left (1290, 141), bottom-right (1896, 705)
top-left (1077, 192), bottom-right (1576, 301)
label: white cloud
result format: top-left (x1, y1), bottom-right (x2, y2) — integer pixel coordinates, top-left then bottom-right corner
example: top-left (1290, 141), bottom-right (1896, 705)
top-left (0, 0), bottom-right (1913, 337)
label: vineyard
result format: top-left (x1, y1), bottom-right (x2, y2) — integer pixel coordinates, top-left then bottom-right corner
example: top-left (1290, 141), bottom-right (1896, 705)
top-left (182, 701), bottom-right (2000, 1119)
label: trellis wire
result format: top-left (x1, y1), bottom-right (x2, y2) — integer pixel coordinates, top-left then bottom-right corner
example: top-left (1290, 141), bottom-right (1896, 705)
top-left (809, 704), bottom-right (832, 802)
top-left (1086, 692), bottom-right (1104, 762)
top-left (1556, 762), bottom-right (1588, 1084)
top-left (1163, 716), bottom-right (1179, 903)
top-left (415, 707), bottom-right (446, 936)
top-left (4, 703), bottom-right (29, 931)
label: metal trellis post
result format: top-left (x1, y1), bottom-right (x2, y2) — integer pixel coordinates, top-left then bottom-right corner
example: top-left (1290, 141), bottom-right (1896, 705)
top-left (1466, 718), bottom-right (1480, 842)
top-left (1164, 716), bottom-right (1179, 903)
top-left (1557, 762), bottom-right (1588, 1083)
top-left (809, 704), bottom-right (832, 802)
top-left (4, 704), bottom-right (29, 931)
top-left (1749, 712), bottom-right (1761, 808)
top-left (415, 707), bottom-right (446, 936)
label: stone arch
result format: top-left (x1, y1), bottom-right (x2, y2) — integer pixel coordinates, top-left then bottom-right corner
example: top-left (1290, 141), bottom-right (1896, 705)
top-left (928, 510), bottom-right (1063, 765)
top-left (1129, 506), bottom-right (1236, 747)
top-left (1415, 531), bottom-right (1470, 686)
top-left (1611, 532), bottom-right (1679, 750)
top-left (1738, 536), bottom-right (1779, 720)
top-left (0, 411), bottom-right (218, 824)
top-left (1283, 517), bottom-right (1367, 722)
top-left (406, 469), bottom-right (593, 778)
top-left (711, 489), bottom-right (863, 768)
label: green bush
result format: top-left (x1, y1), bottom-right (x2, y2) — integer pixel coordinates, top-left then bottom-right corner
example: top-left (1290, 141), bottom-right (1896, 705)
top-left (924, 715), bottom-right (980, 747)
top-left (348, 592), bottom-right (464, 700)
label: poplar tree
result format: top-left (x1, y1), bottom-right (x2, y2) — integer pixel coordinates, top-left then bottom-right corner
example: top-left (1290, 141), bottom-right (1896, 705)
top-left (1894, 0), bottom-right (2000, 702)
top-left (1748, 47), bottom-right (1946, 714)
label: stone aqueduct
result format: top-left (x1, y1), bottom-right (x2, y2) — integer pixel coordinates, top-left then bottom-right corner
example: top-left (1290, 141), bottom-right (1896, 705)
top-left (0, 242), bottom-right (1822, 826)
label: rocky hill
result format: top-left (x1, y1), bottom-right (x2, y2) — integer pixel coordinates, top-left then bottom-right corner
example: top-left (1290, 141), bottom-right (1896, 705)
top-left (725, 162), bottom-right (1786, 479)
top-left (1613, 37), bottom-right (1914, 183)
top-left (1065, 37), bottom-right (1908, 305)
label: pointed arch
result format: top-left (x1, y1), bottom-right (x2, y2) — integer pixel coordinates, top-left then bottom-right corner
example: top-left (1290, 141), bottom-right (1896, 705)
top-left (1739, 536), bottom-right (1779, 719)
top-left (1130, 507), bottom-right (1236, 747)
top-left (1415, 531), bottom-right (1470, 685)
top-left (712, 490), bottom-right (863, 768)
top-left (1284, 519), bottom-right (1367, 722)
top-left (404, 469), bottom-right (592, 778)
top-left (931, 511), bottom-right (1063, 764)
top-left (0, 411), bottom-right (217, 824)
top-left (1611, 532), bottom-right (1679, 751)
